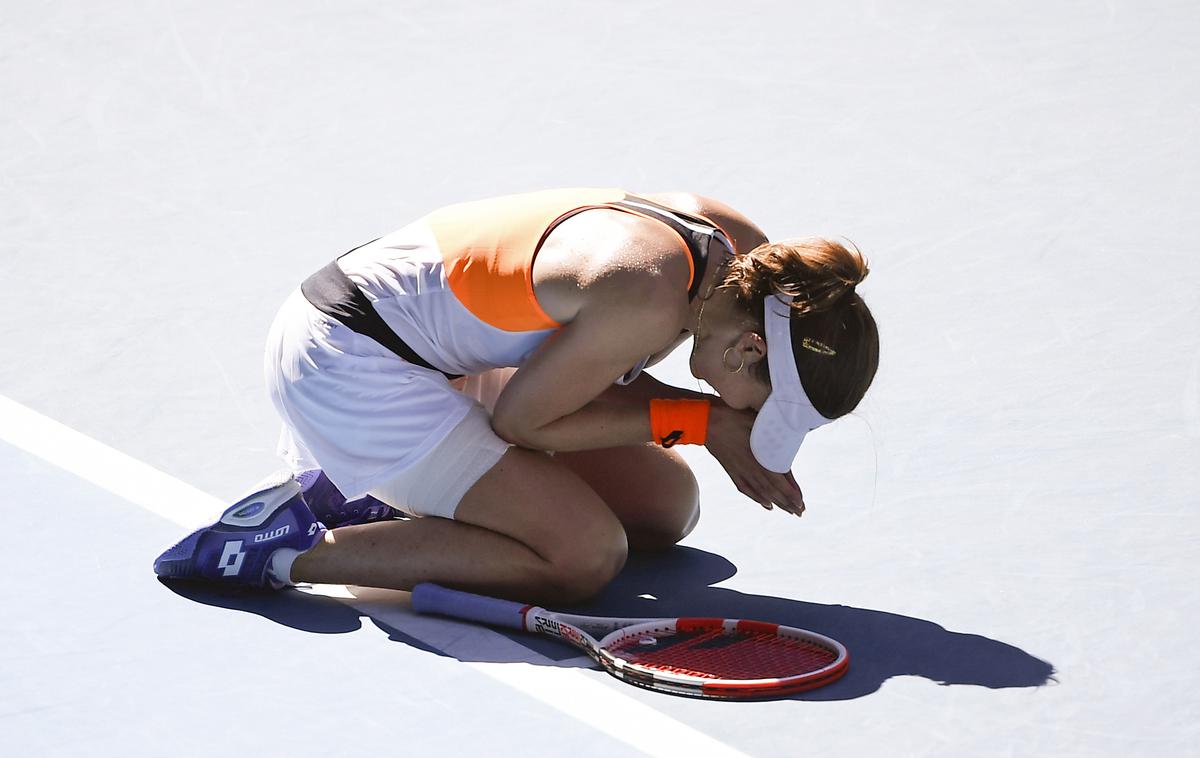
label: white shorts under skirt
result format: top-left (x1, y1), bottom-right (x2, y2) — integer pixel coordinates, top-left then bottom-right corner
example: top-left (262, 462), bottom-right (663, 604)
top-left (264, 288), bottom-right (514, 518)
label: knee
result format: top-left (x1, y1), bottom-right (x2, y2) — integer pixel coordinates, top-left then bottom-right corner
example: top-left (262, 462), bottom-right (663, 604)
top-left (628, 501), bottom-right (700, 551)
top-left (554, 445), bottom-right (700, 554)
top-left (639, 457), bottom-right (700, 549)
top-left (678, 500), bottom-right (701, 540)
top-left (629, 463), bottom-right (700, 550)
top-left (542, 523), bottom-right (629, 605)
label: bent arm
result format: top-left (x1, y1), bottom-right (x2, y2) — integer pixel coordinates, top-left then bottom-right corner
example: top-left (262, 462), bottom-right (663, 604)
top-left (594, 370), bottom-right (712, 406)
top-left (491, 280), bottom-right (686, 452)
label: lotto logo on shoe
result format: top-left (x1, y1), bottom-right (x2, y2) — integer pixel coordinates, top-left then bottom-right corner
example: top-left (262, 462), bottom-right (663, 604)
top-left (253, 524), bottom-right (291, 543)
top-left (218, 540), bottom-right (246, 577)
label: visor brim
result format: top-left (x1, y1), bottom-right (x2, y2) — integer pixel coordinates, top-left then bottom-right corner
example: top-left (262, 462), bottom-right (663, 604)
top-left (749, 294), bottom-right (833, 473)
top-left (750, 395), bottom-right (811, 473)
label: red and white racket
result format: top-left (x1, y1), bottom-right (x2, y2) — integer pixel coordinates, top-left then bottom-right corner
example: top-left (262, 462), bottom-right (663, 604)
top-left (411, 583), bottom-right (849, 699)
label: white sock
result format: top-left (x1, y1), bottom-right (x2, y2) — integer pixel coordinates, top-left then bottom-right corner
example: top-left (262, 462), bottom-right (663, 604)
top-left (267, 548), bottom-right (303, 587)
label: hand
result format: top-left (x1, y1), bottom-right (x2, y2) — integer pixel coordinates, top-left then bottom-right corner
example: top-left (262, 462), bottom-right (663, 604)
top-left (704, 402), bottom-right (806, 516)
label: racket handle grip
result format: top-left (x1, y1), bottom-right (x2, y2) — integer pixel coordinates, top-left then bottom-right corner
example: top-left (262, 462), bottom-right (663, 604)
top-left (411, 583), bottom-right (531, 630)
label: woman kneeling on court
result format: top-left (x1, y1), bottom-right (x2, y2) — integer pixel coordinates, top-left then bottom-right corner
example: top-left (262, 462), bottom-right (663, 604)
top-left (154, 188), bottom-right (879, 604)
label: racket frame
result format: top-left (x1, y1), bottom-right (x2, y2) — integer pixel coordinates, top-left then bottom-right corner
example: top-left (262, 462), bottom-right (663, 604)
top-left (517, 602), bottom-right (849, 699)
top-left (411, 583), bottom-right (848, 699)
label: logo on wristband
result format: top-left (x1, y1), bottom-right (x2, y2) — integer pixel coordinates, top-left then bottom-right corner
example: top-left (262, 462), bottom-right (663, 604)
top-left (650, 399), bottom-right (709, 448)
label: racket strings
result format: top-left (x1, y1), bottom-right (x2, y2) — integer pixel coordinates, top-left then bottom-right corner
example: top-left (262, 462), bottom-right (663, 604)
top-left (610, 629), bottom-right (838, 680)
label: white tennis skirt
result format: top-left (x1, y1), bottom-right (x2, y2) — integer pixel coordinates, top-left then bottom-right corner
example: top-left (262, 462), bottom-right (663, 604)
top-left (264, 288), bottom-right (514, 505)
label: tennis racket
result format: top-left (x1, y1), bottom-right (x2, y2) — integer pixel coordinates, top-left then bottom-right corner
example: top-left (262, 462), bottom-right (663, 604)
top-left (411, 582), bottom-right (849, 699)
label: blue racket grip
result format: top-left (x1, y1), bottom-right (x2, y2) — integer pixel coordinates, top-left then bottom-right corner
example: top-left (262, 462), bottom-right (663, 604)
top-left (411, 583), bottom-right (530, 630)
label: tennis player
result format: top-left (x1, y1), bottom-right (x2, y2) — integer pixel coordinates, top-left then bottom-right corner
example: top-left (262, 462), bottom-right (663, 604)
top-left (154, 188), bottom-right (878, 604)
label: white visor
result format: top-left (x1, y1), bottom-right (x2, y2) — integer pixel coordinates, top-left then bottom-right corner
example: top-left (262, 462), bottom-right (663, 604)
top-left (749, 294), bottom-right (834, 473)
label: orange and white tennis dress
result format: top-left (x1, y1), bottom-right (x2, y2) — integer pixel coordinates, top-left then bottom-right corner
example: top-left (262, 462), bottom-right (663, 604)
top-left (264, 188), bottom-right (732, 511)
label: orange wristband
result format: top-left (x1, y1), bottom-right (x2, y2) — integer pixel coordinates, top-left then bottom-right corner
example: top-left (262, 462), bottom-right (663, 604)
top-left (649, 399), bottom-right (711, 448)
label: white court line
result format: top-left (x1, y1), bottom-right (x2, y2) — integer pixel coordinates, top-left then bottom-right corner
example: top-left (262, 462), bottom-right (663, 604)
top-left (0, 394), bottom-right (752, 758)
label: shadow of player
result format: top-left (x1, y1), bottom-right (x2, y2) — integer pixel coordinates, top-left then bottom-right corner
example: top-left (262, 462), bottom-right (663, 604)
top-left (159, 578), bottom-right (445, 656)
top-left (159, 545), bottom-right (1055, 701)
top-left (544, 547), bottom-right (1056, 701)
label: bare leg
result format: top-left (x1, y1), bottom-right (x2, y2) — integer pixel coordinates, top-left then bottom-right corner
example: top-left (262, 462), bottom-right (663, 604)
top-left (554, 443), bottom-right (700, 550)
top-left (290, 446), bottom-right (628, 605)
top-left (292, 519), bottom-right (552, 599)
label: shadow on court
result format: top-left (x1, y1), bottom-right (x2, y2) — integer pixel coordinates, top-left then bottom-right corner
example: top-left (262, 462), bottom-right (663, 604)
top-left (160, 579), bottom-right (447, 656)
top-left (561, 547), bottom-right (1057, 701)
top-left (159, 546), bottom-right (1054, 701)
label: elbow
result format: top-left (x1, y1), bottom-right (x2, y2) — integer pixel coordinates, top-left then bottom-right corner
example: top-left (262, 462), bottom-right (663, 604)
top-left (491, 412), bottom-right (539, 449)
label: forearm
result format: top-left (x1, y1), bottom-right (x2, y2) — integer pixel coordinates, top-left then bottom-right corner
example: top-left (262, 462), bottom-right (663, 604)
top-left (502, 375), bottom-right (715, 452)
top-left (594, 371), bottom-right (711, 406)
top-left (497, 397), bottom-right (650, 452)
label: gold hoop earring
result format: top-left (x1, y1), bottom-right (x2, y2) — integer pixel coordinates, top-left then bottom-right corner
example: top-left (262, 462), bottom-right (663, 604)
top-left (722, 347), bottom-right (745, 374)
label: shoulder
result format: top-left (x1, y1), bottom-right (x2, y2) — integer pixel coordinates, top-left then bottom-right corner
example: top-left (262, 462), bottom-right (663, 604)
top-left (582, 243), bottom-right (690, 335)
top-left (539, 207), bottom-right (694, 322)
top-left (576, 213), bottom-right (691, 338)
top-left (640, 191), bottom-right (769, 255)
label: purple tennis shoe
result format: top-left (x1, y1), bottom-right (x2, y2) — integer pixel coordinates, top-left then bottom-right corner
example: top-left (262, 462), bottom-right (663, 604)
top-left (295, 469), bottom-right (399, 528)
top-left (153, 475), bottom-right (324, 589)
